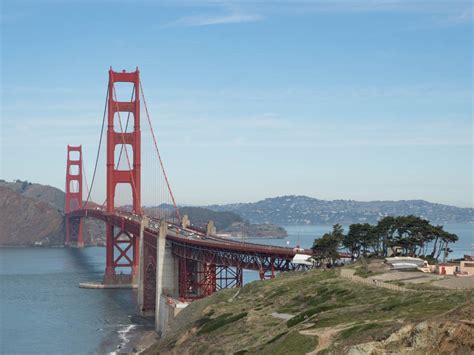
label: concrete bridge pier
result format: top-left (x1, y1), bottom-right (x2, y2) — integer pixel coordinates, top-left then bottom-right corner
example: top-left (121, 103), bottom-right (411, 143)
top-left (137, 216), bottom-right (149, 314)
top-left (155, 222), bottom-right (179, 336)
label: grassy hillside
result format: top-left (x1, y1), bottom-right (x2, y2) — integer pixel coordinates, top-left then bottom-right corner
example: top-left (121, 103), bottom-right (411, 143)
top-left (145, 268), bottom-right (473, 354)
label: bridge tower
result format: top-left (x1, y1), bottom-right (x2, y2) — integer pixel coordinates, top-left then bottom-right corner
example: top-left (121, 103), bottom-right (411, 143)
top-left (65, 145), bottom-right (84, 247)
top-left (104, 67), bottom-right (142, 284)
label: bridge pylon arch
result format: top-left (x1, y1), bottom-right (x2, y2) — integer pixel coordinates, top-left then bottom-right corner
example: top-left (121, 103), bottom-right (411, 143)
top-left (104, 67), bottom-right (142, 284)
top-left (65, 145), bottom-right (84, 248)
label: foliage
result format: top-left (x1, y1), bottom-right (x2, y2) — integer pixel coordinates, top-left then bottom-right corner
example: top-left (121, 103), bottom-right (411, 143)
top-left (311, 224), bottom-right (344, 265)
top-left (344, 223), bottom-right (377, 258)
top-left (312, 216), bottom-right (459, 262)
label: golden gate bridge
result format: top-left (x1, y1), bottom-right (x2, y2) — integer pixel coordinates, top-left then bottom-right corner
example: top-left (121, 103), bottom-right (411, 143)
top-left (64, 67), bottom-right (313, 334)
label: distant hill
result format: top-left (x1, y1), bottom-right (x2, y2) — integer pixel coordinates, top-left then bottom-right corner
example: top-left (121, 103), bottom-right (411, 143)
top-left (0, 180), bottom-right (64, 211)
top-left (0, 185), bottom-right (64, 246)
top-left (172, 206), bottom-right (243, 231)
top-left (0, 180), bottom-right (104, 246)
top-left (207, 195), bottom-right (474, 225)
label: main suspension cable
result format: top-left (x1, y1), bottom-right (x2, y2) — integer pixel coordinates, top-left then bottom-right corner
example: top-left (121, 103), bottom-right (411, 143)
top-left (84, 86), bottom-right (108, 207)
top-left (82, 160), bottom-right (90, 203)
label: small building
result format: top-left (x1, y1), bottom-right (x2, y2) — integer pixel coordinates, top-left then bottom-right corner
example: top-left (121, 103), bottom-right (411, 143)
top-left (459, 261), bottom-right (474, 276)
top-left (435, 263), bottom-right (458, 276)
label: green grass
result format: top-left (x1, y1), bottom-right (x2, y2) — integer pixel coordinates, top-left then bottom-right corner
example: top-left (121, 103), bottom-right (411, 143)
top-left (287, 304), bottom-right (344, 327)
top-left (265, 331), bottom-right (288, 344)
top-left (338, 323), bottom-right (383, 340)
top-left (256, 331), bottom-right (318, 355)
top-left (197, 312), bottom-right (248, 335)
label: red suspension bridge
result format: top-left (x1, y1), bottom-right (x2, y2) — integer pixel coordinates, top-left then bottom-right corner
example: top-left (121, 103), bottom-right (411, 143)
top-left (64, 68), bottom-right (313, 333)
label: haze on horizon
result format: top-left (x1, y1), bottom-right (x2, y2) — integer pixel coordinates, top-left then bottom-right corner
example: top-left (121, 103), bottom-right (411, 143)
top-left (1, 0), bottom-right (472, 208)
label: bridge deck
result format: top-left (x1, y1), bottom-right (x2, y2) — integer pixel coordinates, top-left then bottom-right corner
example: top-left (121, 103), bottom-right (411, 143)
top-left (68, 207), bottom-right (313, 259)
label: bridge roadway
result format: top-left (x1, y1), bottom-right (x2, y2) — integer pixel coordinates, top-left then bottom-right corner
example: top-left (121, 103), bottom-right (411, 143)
top-left (68, 207), bottom-right (313, 272)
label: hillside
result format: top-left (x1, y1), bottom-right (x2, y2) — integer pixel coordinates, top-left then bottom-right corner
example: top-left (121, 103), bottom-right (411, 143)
top-left (208, 195), bottom-right (474, 225)
top-left (0, 180), bottom-right (65, 211)
top-left (144, 268), bottom-right (473, 354)
top-left (167, 206), bottom-right (287, 238)
top-left (174, 206), bottom-right (243, 230)
top-left (0, 180), bottom-right (105, 246)
top-left (0, 186), bottom-right (64, 246)
top-left (222, 222), bottom-right (288, 239)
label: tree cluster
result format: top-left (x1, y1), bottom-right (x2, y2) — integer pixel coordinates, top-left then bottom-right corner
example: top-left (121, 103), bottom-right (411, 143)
top-left (311, 216), bottom-right (458, 265)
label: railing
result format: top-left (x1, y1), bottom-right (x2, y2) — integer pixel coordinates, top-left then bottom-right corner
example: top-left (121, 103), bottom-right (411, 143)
top-left (340, 269), bottom-right (411, 292)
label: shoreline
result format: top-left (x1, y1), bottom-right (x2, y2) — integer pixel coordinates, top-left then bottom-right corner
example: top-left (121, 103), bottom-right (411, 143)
top-left (96, 315), bottom-right (156, 354)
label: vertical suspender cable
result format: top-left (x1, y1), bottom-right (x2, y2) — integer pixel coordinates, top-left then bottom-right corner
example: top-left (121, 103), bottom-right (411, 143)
top-left (139, 79), bottom-right (181, 222)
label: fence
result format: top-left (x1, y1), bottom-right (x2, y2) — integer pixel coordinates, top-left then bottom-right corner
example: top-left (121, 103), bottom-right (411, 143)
top-left (340, 269), bottom-right (411, 292)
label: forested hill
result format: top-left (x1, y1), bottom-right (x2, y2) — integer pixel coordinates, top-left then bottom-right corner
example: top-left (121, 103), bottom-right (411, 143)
top-left (207, 195), bottom-right (474, 225)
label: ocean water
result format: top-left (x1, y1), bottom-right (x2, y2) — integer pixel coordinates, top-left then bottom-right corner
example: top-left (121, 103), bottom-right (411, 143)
top-left (1, 224), bottom-right (472, 354)
top-left (0, 247), bottom-right (139, 354)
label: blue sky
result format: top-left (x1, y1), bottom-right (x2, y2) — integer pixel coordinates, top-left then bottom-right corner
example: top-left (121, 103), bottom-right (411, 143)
top-left (1, 0), bottom-right (472, 207)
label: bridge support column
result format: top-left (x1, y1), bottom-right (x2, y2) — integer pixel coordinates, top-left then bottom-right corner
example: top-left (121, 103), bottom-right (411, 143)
top-left (181, 214), bottom-right (190, 228)
top-left (206, 220), bottom-right (216, 236)
top-left (155, 223), bottom-right (178, 336)
top-left (137, 216), bottom-right (149, 313)
top-left (104, 68), bottom-right (141, 284)
top-left (65, 145), bottom-right (84, 248)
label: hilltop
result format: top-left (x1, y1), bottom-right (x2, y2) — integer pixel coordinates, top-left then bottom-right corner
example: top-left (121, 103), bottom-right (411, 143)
top-left (143, 266), bottom-right (473, 354)
top-left (207, 195), bottom-right (474, 225)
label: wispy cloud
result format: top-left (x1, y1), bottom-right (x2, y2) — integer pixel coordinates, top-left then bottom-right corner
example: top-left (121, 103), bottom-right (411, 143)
top-left (165, 4), bottom-right (263, 28)
top-left (444, 7), bottom-right (473, 25)
top-left (169, 12), bottom-right (263, 27)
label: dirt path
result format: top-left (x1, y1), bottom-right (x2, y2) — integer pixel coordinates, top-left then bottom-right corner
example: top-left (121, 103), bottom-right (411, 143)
top-left (300, 324), bottom-right (352, 354)
top-left (340, 269), bottom-right (412, 292)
